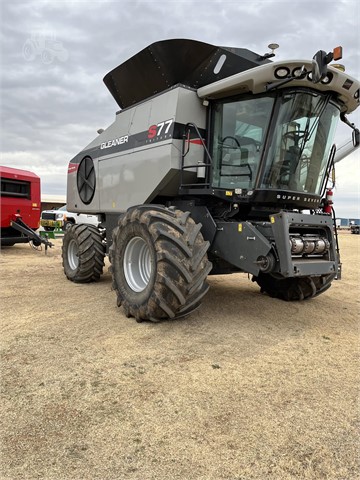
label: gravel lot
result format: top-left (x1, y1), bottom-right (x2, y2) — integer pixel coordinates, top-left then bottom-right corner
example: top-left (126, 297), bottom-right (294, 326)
top-left (1, 231), bottom-right (359, 479)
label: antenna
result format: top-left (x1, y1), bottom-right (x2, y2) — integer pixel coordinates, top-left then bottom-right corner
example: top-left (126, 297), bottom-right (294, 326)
top-left (259, 43), bottom-right (279, 60)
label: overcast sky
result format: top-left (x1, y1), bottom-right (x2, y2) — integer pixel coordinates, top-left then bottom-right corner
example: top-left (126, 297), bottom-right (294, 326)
top-left (1, 0), bottom-right (359, 218)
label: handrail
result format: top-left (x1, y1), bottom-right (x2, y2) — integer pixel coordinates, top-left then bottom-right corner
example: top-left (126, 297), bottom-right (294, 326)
top-left (180, 122), bottom-right (213, 189)
top-left (182, 122), bottom-right (213, 165)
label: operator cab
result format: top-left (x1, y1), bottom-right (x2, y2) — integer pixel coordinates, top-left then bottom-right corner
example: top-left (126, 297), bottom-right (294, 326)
top-left (210, 89), bottom-right (339, 199)
top-left (196, 46), bottom-right (359, 211)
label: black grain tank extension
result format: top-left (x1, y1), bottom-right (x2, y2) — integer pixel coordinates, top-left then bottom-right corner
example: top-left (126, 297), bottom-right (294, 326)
top-left (103, 38), bottom-right (271, 109)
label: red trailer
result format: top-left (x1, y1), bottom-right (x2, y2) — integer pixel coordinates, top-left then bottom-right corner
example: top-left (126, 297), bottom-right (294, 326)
top-left (1, 166), bottom-right (52, 248)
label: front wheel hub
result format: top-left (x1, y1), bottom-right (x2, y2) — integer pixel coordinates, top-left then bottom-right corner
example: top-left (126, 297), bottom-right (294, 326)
top-left (67, 238), bottom-right (79, 270)
top-left (123, 236), bottom-right (152, 292)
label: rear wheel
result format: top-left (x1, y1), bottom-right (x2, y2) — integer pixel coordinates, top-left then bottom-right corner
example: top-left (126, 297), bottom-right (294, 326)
top-left (252, 272), bottom-right (335, 301)
top-left (62, 224), bottom-right (105, 282)
top-left (109, 205), bottom-right (212, 322)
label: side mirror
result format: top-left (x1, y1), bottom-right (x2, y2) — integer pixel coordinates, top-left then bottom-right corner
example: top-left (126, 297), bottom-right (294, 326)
top-left (312, 50), bottom-right (328, 83)
top-left (312, 46), bottom-right (342, 84)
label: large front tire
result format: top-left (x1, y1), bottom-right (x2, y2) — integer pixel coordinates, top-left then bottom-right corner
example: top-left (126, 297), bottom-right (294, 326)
top-left (252, 272), bottom-right (335, 301)
top-left (62, 224), bottom-right (105, 282)
top-left (109, 206), bottom-right (212, 322)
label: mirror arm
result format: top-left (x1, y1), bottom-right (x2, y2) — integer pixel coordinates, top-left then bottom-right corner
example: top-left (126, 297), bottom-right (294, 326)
top-left (340, 113), bottom-right (360, 146)
top-left (341, 112), bottom-right (356, 131)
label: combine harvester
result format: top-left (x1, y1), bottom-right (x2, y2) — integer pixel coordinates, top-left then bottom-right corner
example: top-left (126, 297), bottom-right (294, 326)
top-left (63, 39), bottom-right (359, 322)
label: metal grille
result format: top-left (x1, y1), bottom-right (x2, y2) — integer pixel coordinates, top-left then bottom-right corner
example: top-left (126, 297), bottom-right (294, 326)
top-left (41, 213), bottom-right (56, 220)
top-left (77, 156), bottom-right (96, 205)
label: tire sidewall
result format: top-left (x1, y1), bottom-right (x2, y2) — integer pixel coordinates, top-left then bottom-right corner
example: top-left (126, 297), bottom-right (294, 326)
top-left (112, 221), bottom-right (157, 307)
top-left (62, 226), bottom-right (81, 280)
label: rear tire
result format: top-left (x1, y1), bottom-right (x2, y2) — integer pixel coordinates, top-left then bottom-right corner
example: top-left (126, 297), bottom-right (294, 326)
top-left (109, 205), bottom-right (211, 322)
top-left (62, 224), bottom-right (105, 282)
top-left (252, 272), bottom-right (335, 301)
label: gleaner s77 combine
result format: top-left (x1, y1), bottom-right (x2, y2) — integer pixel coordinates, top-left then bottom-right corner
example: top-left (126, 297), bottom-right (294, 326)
top-left (63, 39), bottom-right (360, 322)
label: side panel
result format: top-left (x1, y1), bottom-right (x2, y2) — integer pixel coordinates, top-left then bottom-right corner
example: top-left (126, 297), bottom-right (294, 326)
top-left (211, 221), bottom-right (272, 275)
top-left (0, 168), bottom-right (41, 230)
top-left (175, 87), bottom-right (206, 126)
top-left (67, 86), bottom-right (207, 214)
top-left (98, 144), bottom-right (175, 211)
top-left (67, 108), bottom-right (134, 213)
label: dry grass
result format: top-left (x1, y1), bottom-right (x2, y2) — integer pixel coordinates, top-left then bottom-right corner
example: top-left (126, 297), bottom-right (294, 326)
top-left (0, 232), bottom-right (359, 479)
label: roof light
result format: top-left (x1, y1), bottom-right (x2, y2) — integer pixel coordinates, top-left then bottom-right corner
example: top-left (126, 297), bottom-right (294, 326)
top-left (321, 73), bottom-right (333, 84)
top-left (292, 66), bottom-right (307, 78)
top-left (274, 67), bottom-right (290, 79)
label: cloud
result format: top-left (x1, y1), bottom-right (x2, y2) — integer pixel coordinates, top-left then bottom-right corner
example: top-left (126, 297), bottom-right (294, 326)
top-left (1, 0), bottom-right (359, 218)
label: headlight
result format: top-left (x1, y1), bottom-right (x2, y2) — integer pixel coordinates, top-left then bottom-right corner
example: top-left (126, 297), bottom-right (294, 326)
top-left (292, 67), bottom-right (306, 79)
top-left (321, 72), bottom-right (333, 84)
top-left (56, 213), bottom-right (64, 219)
top-left (274, 67), bottom-right (290, 79)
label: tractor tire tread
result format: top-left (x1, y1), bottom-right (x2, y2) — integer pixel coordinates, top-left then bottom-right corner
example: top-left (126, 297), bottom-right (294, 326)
top-left (109, 206), bottom-right (211, 322)
top-left (62, 224), bottom-right (105, 283)
top-left (253, 272), bottom-right (335, 301)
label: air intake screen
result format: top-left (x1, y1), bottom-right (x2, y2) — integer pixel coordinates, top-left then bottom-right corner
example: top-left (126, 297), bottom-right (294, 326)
top-left (77, 156), bottom-right (95, 204)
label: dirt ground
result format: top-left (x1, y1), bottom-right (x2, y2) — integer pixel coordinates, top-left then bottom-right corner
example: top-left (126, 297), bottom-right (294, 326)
top-left (0, 231), bottom-right (359, 480)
